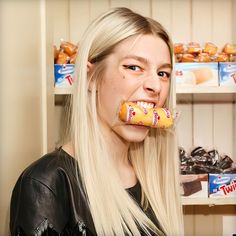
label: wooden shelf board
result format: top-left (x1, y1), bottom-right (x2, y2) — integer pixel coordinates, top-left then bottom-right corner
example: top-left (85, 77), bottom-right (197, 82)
top-left (182, 197), bottom-right (236, 206)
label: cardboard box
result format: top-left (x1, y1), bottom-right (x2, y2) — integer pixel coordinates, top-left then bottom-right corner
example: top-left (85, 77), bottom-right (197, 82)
top-left (209, 174), bottom-right (236, 198)
top-left (54, 64), bottom-right (75, 88)
top-left (181, 174), bottom-right (208, 198)
top-left (175, 62), bottom-right (218, 86)
top-left (219, 62), bottom-right (236, 86)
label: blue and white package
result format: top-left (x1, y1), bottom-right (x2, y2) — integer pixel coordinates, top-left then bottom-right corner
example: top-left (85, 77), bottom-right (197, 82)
top-left (175, 62), bottom-right (218, 86)
top-left (209, 174), bottom-right (236, 197)
top-left (219, 62), bottom-right (236, 85)
top-left (54, 64), bottom-right (75, 88)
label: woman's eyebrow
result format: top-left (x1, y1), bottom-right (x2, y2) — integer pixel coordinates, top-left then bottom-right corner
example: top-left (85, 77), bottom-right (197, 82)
top-left (123, 55), bottom-right (172, 70)
top-left (123, 55), bottom-right (148, 64)
top-left (158, 63), bottom-right (172, 70)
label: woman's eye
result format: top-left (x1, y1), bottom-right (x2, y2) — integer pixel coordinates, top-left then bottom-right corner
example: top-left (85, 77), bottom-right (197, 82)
top-left (158, 71), bottom-right (171, 80)
top-left (123, 65), bottom-right (142, 71)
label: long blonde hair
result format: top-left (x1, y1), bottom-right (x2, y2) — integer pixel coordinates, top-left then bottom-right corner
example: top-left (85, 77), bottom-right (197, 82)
top-left (70, 7), bottom-right (183, 236)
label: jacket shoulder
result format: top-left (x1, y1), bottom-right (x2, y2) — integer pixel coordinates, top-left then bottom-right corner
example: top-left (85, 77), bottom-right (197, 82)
top-left (23, 149), bottom-right (70, 174)
top-left (10, 149), bottom-right (79, 235)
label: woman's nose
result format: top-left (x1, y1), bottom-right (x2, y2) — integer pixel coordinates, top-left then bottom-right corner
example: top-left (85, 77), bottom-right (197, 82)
top-left (143, 74), bottom-right (161, 96)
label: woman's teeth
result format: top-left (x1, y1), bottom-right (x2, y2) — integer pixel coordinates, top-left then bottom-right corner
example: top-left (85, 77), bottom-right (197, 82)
top-left (136, 101), bottom-right (154, 109)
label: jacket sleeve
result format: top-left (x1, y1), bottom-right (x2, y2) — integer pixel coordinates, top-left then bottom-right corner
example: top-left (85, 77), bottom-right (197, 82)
top-left (10, 174), bottom-right (70, 236)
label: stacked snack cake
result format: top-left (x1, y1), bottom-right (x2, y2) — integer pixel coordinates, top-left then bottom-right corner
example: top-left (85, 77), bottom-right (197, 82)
top-left (174, 42), bottom-right (236, 86)
top-left (174, 42), bottom-right (236, 63)
top-left (179, 147), bottom-right (236, 197)
top-left (54, 40), bottom-right (79, 87)
top-left (119, 102), bottom-right (173, 129)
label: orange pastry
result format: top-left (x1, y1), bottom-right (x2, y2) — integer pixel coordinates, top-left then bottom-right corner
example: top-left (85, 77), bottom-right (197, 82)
top-left (187, 42), bottom-right (202, 54)
top-left (197, 53), bottom-right (212, 62)
top-left (119, 102), bottom-right (173, 128)
top-left (174, 43), bottom-right (185, 54)
top-left (229, 54), bottom-right (236, 62)
top-left (216, 53), bottom-right (229, 62)
top-left (203, 42), bottom-right (218, 55)
top-left (223, 43), bottom-right (236, 55)
top-left (60, 41), bottom-right (78, 56)
top-left (56, 51), bottom-right (70, 64)
top-left (69, 53), bottom-right (77, 64)
top-left (181, 53), bottom-right (195, 62)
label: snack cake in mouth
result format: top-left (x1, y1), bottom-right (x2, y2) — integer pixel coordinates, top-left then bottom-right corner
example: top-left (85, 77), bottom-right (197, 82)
top-left (119, 102), bottom-right (173, 128)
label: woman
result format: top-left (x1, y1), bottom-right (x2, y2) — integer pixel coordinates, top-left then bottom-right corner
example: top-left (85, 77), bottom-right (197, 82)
top-left (10, 7), bottom-right (183, 236)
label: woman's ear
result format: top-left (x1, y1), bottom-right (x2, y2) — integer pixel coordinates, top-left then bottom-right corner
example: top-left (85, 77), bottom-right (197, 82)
top-left (87, 61), bottom-right (95, 92)
top-left (87, 61), bottom-right (94, 73)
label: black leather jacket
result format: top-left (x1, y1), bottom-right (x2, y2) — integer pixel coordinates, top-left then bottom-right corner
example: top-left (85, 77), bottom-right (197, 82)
top-left (10, 148), bottom-right (161, 236)
top-left (10, 148), bottom-right (96, 236)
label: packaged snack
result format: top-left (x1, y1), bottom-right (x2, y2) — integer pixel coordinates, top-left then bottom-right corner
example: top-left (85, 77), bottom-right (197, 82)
top-left (119, 102), bottom-right (173, 128)
top-left (54, 40), bottom-right (79, 87)
top-left (209, 174), bottom-right (236, 197)
top-left (216, 52), bottom-right (229, 62)
top-left (197, 53), bottom-right (212, 62)
top-left (187, 42), bottom-right (202, 54)
top-left (175, 62), bottom-right (218, 86)
top-left (181, 174), bottom-right (208, 198)
top-left (60, 40), bottom-right (78, 56)
top-left (69, 53), bottom-right (77, 64)
top-left (181, 53), bottom-right (195, 62)
top-left (54, 64), bottom-right (75, 87)
top-left (223, 43), bottom-right (236, 55)
top-left (56, 51), bottom-right (70, 64)
top-left (174, 43), bottom-right (185, 54)
top-left (219, 62), bottom-right (236, 85)
top-left (203, 42), bottom-right (218, 55)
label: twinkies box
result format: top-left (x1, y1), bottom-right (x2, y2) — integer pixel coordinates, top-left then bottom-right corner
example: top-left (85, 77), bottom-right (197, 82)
top-left (209, 174), bottom-right (236, 198)
top-left (180, 174), bottom-right (208, 198)
top-left (219, 62), bottom-right (236, 86)
top-left (175, 62), bottom-right (218, 86)
top-left (54, 64), bottom-right (75, 88)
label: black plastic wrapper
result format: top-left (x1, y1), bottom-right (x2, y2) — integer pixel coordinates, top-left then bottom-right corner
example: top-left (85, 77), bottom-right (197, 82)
top-left (179, 146), bottom-right (235, 174)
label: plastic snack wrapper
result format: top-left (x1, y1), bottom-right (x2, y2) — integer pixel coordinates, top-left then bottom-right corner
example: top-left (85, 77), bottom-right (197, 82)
top-left (119, 102), bottom-right (173, 129)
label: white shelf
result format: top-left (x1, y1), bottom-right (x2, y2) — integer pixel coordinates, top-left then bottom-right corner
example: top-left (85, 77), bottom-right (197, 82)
top-left (55, 86), bottom-right (236, 95)
top-left (182, 197), bottom-right (236, 206)
top-left (176, 86), bottom-right (236, 94)
top-left (54, 87), bottom-right (74, 95)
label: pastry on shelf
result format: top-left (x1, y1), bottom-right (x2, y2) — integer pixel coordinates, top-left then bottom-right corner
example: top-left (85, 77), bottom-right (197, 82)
top-left (187, 42), bottom-right (202, 54)
top-left (203, 42), bottom-right (218, 55)
top-left (223, 43), bottom-right (236, 55)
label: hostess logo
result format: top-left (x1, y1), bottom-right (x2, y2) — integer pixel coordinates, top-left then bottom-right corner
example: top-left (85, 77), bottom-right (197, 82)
top-left (56, 64), bottom-right (74, 75)
top-left (223, 64), bottom-right (236, 73)
top-left (213, 176), bottom-right (231, 185)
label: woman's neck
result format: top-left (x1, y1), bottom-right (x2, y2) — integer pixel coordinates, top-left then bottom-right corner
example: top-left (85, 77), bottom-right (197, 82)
top-left (62, 142), bottom-right (74, 157)
top-left (62, 131), bottom-right (137, 189)
top-left (105, 131), bottom-right (138, 188)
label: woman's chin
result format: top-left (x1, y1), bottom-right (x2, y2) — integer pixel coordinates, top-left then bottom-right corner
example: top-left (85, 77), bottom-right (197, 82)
top-left (116, 124), bottom-right (150, 143)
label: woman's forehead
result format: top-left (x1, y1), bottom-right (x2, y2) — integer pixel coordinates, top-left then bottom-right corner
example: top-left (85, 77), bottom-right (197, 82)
top-left (115, 34), bottom-right (168, 52)
top-left (111, 34), bottom-right (171, 64)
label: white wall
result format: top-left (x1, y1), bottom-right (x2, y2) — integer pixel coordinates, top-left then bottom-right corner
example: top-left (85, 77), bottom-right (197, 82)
top-left (0, 0), bottom-right (54, 235)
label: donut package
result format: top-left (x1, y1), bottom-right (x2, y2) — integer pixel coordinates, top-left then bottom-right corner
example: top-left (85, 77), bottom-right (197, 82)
top-left (174, 42), bottom-right (236, 63)
top-left (119, 102), bottom-right (173, 129)
top-left (54, 40), bottom-right (79, 88)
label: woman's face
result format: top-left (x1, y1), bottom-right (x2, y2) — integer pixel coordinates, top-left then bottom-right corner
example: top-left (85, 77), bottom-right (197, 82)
top-left (95, 34), bottom-right (172, 143)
